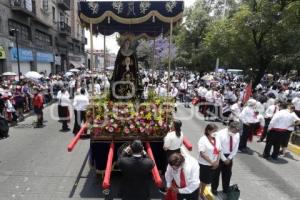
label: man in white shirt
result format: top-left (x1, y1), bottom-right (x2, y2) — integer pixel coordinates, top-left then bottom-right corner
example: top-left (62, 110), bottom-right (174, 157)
top-left (212, 121), bottom-right (240, 195)
top-left (179, 79), bottom-right (188, 103)
top-left (239, 99), bottom-right (259, 152)
top-left (73, 88), bottom-right (89, 135)
top-left (263, 102), bottom-right (300, 160)
top-left (165, 153), bottom-right (200, 200)
top-left (292, 94), bottom-right (300, 117)
top-left (94, 81), bottom-right (101, 95)
top-left (57, 88), bottom-right (71, 131)
top-left (258, 100), bottom-right (279, 142)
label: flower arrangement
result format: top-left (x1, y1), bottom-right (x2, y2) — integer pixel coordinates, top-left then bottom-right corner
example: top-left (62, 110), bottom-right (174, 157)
top-left (87, 92), bottom-right (175, 139)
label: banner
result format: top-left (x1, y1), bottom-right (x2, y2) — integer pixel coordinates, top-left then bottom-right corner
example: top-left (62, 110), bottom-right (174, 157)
top-left (242, 82), bottom-right (252, 105)
top-left (0, 46), bottom-right (6, 59)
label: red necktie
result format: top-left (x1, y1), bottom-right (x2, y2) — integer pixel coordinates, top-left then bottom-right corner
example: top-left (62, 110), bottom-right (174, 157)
top-left (208, 138), bottom-right (219, 155)
top-left (229, 136), bottom-right (233, 152)
top-left (180, 168), bottom-right (187, 188)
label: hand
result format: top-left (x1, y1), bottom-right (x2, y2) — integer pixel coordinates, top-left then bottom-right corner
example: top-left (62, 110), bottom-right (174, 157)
top-left (170, 186), bottom-right (179, 193)
top-left (224, 159), bottom-right (231, 165)
top-left (211, 161), bottom-right (219, 169)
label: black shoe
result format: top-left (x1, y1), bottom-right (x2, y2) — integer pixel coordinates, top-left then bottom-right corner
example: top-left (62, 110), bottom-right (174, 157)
top-left (211, 189), bottom-right (218, 195)
top-left (158, 187), bottom-right (167, 195)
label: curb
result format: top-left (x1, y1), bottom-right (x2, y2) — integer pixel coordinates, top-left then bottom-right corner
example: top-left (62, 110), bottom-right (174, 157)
top-left (288, 143), bottom-right (300, 156)
top-left (9, 101), bottom-right (56, 127)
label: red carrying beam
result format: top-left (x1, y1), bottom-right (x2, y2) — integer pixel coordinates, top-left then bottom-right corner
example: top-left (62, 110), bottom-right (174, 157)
top-left (183, 137), bottom-right (193, 151)
top-left (102, 142), bottom-right (115, 189)
top-left (145, 142), bottom-right (163, 188)
top-left (67, 123), bottom-right (87, 152)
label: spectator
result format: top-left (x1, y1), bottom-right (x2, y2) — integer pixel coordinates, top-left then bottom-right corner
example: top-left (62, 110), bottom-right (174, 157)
top-left (211, 121), bottom-right (240, 196)
top-left (117, 140), bottom-right (154, 200)
top-left (165, 153), bottom-right (200, 200)
top-left (198, 123), bottom-right (220, 199)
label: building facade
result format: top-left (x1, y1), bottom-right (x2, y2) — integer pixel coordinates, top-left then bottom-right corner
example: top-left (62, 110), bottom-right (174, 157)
top-left (0, 0), bottom-right (86, 76)
top-left (86, 49), bottom-right (116, 72)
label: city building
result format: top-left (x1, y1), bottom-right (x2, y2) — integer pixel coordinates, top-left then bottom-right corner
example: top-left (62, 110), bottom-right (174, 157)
top-left (0, 0), bottom-right (87, 76)
top-left (86, 49), bottom-right (116, 72)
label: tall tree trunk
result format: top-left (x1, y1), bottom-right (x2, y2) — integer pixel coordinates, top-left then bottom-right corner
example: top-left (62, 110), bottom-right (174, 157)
top-left (252, 56), bottom-right (268, 89)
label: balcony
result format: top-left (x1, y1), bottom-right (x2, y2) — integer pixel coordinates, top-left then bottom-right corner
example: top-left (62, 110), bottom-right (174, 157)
top-left (11, 0), bottom-right (35, 17)
top-left (58, 22), bottom-right (71, 36)
top-left (82, 36), bottom-right (87, 44)
top-left (57, 0), bottom-right (70, 11)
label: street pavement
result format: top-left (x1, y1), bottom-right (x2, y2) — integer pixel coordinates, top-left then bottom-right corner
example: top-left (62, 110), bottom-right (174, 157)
top-left (0, 103), bottom-right (299, 200)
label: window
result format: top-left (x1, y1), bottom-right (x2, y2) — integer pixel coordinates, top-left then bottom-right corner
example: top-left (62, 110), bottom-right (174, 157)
top-left (35, 29), bottom-right (52, 47)
top-left (60, 12), bottom-right (64, 22)
top-left (68, 42), bottom-right (74, 52)
top-left (52, 7), bottom-right (55, 22)
top-left (0, 17), bottom-right (2, 33)
top-left (8, 20), bottom-right (30, 41)
top-left (42, 0), bottom-right (48, 11)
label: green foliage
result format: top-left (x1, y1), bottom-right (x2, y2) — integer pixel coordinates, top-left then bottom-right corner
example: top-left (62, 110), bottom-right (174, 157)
top-left (175, 0), bottom-right (300, 85)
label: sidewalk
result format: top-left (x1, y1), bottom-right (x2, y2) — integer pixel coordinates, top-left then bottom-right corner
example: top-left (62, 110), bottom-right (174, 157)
top-left (9, 100), bottom-right (56, 127)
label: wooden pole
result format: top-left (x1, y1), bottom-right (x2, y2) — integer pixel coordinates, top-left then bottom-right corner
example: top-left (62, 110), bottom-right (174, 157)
top-left (90, 22), bottom-right (95, 119)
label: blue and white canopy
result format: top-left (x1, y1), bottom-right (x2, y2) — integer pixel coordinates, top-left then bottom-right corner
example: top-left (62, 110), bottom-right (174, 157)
top-left (78, 1), bottom-right (184, 37)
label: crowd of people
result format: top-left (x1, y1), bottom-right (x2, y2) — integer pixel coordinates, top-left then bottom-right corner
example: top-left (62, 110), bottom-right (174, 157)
top-left (1, 68), bottom-right (300, 199)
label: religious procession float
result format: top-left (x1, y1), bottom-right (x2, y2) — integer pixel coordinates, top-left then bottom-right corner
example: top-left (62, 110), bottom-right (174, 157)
top-left (67, 1), bottom-right (191, 197)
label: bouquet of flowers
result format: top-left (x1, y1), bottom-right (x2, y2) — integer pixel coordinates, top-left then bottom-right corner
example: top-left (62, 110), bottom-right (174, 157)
top-left (87, 92), bottom-right (175, 138)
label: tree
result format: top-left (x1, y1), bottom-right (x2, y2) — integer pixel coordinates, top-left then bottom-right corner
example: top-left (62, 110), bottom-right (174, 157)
top-left (136, 36), bottom-right (176, 70)
top-left (203, 0), bottom-right (300, 86)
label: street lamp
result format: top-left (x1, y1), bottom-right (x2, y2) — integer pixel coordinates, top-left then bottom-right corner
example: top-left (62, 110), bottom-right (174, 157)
top-left (9, 28), bottom-right (21, 81)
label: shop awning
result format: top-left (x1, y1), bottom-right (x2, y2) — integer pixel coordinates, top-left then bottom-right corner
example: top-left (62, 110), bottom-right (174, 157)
top-left (69, 61), bottom-right (85, 68)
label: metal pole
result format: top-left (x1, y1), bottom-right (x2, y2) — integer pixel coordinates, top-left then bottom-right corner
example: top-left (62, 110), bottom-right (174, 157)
top-left (15, 30), bottom-right (21, 81)
top-left (90, 22), bottom-right (95, 119)
top-left (104, 35), bottom-right (106, 73)
top-left (167, 19), bottom-right (173, 98)
top-left (152, 38), bottom-right (156, 86)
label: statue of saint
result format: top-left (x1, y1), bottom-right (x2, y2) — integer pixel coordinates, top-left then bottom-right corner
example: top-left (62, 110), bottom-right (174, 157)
top-left (111, 36), bottom-right (141, 99)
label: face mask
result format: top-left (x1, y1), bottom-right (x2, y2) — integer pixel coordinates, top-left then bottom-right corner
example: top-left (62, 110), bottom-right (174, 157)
top-left (211, 132), bottom-right (216, 137)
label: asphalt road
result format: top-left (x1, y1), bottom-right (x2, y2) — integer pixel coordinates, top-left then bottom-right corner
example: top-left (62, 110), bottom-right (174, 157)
top-left (0, 103), bottom-right (299, 200)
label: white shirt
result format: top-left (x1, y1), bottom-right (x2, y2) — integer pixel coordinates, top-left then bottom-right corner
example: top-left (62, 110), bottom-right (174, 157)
top-left (230, 103), bottom-right (242, 122)
top-left (239, 106), bottom-right (259, 124)
top-left (199, 87), bottom-right (208, 98)
top-left (165, 155), bottom-right (200, 194)
top-left (264, 105), bottom-right (278, 119)
top-left (57, 91), bottom-right (70, 107)
top-left (205, 90), bottom-right (215, 103)
top-left (170, 87), bottom-right (178, 98)
top-left (94, 83), bottom-right (101, 95)
top-left (292, 97), bottom-right (300, 111)
top-left (164, 131), bottom-right (184, 151)
top-left (215, 128), bottom-right (240, 161)
top-left (73, 94), bottom-right (89, 111)
top-left (268, 109), bottom-right (299, 131)
top-left (257, 114), bottom-right (265, 127)
top-left (179, 82), bottom-right (188, 90)
top-left (198, 136), bottom-right (221, 166)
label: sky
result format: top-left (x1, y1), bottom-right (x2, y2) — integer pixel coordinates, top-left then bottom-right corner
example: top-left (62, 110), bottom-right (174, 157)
top-left (84, 0), bottom-right (196, 54)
